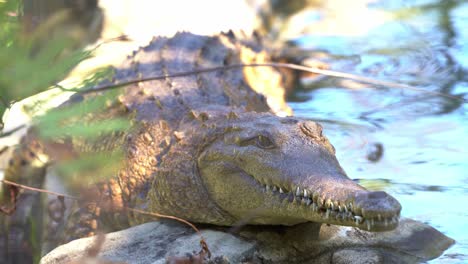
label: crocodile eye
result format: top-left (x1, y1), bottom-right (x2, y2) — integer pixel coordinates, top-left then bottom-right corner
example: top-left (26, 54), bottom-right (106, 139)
top-left (238, 134), bottom-right (275, 149)
top-left (255, 135), bottom-right (275, 149)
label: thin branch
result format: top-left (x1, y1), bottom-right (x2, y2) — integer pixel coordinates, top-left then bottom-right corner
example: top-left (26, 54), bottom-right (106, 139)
top-left (124, 207), bottom-right (201, 235)
top-left (125, 207), bottom-right (211, 257)
top-left (0, 179), bottom-right (79, 200)
top-left (75, 62), bottom-right (466, 103)
top-left (53, 83), bottom-right (69, 92)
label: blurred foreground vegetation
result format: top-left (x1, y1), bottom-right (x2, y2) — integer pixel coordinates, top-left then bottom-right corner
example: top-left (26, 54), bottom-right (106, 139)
top-left (1, 0), bottom-right (86, 120)
top-left (1, 0), bottom-right (132, 184)
top-left (0, 2), bottom-right (128, 261)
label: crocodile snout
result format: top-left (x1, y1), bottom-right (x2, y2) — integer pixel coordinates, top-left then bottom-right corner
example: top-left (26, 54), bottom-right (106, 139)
top-left (353, 191), bottom-right (401, 223)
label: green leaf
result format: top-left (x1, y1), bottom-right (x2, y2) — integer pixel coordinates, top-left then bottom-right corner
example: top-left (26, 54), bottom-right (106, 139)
top-left (39, 118), bottom-right (130, 139)
top-left (55, 150), bottom-right (124, 188)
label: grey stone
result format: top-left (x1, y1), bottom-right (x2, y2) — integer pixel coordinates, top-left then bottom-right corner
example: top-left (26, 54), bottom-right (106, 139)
top-left (40, 221), bottom-right (255, 264)
top-left (332, 249), bottom-right (383, 264)
top-left (41, 218), bottom-right (454, 264)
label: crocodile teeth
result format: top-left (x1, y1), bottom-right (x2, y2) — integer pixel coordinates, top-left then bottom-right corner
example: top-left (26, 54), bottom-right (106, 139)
top-left (295, 187), bottom-right (301, 196)
top-left (259, 182), bottom-right (396, 230)
top-left (312, 192), bottom-right (318, 201)
top-left (354, 215), bottom-right (363, 224)
top-left (317, 197), bottom-right (324, 207)
top-left (311, 203), bottom-right (318, 212)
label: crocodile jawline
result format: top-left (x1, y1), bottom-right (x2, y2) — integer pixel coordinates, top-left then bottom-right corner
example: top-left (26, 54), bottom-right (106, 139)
top-left (251, 176), bottom-right (400, 231)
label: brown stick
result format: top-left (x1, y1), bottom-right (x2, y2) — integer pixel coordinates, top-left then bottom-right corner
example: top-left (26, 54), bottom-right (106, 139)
top-left (1, 179), bottom-right (78, 200)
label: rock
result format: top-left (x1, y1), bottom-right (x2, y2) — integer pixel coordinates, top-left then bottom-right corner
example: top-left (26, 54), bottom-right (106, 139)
top-left (332, 249), bottom-right (383, 264)
top-left (41, 218), bottom-right (454, 264)
top-left (40, 220), bottom-right (255, 264)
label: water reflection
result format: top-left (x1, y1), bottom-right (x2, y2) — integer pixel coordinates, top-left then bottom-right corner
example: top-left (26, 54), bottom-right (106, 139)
top-left (287, 0), bottom-right (468, 262)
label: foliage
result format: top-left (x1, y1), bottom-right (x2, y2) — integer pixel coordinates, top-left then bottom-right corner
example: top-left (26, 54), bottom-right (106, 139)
top-left (0, 0), bottom-right (130, 185)
top-left (0, 2), bottom-right (127, 261)
top-left (0, 0), bottom-right (20, 47)
top-left (36, 89), bottom-right (130, 188)
top-left (0, 0), bottom-right (103, 125)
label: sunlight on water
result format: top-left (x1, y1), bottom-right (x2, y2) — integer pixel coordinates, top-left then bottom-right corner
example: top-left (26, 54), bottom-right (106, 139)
top-left (290, 0), bottom-right (468, 262)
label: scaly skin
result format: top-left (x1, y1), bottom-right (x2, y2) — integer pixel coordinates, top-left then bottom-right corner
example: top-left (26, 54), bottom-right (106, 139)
top-left (1, 32), bottom-right (401, 257)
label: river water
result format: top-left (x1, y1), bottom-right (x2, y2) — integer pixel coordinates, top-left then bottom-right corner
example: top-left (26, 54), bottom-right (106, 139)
top-left (287, 1), bottom-right (467, 262)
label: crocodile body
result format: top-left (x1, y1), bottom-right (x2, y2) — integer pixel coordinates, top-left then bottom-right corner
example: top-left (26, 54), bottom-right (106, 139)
top-left (1, 32), bottom-right (401, 261)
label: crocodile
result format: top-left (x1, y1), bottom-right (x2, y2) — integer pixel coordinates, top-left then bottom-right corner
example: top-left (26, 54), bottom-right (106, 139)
top-left (1, 32), bottom-right (401, 260)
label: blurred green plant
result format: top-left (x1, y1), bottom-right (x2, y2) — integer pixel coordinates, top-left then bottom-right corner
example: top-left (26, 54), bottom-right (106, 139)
top-left (36, 88), bottom-right (130, 188)
top-left (0, 0), bottom-right (135, 183)
top-left (0, 1), bottom-right (128, 261)
top-left (357, 178), bottom-right (393, 191)
top-left (0, 0), bottom-right (106, 125)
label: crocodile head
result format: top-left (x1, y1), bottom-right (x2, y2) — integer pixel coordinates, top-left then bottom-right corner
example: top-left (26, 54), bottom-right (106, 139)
top-left (195, 111), bottom-right (401, 232)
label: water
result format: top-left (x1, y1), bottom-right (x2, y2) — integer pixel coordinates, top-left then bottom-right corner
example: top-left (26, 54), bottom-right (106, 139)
top-left (287, 1), bottom-right (468, 262)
